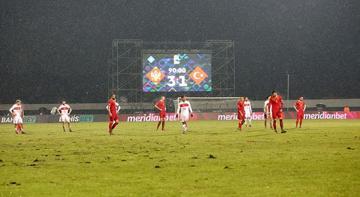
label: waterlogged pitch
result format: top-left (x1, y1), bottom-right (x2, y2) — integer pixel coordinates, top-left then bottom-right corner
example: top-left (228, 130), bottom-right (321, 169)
top-left (0, 120), bottom-right (359, 196)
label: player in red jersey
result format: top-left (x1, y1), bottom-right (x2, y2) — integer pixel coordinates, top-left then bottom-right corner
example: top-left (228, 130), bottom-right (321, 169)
top-left (107, 94), bottom-right (119, 135)
top-left (269, 91), bottom-right (286, 133)
top-left (294, 96), bottom-right (306, 128)
top-left (237, 97), bottom-right (245, 130)
top-left (154, 96), bottom-right (166, 131)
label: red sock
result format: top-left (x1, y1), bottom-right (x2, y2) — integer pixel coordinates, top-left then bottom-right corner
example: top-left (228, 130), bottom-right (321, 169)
top-left (111, 122), bottom-right (118, 129)
top-left (280, 119), bottom-right (284, 130)
top-left (108, 122), bottom-right (113, 131)
top-left (296, 119), bottom-right (299, 128)
top-left (157, 121), bottom-right (161, 130)
top-left (161, 121), bottom-right (165, 130)
top-left (273, 120), bottom-right (277, 130)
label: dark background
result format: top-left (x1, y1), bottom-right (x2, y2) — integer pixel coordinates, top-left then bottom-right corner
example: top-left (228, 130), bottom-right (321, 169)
top-left (1, 0), bottom-right (359, 103)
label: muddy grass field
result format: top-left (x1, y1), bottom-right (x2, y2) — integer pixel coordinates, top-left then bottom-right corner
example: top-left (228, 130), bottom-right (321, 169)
top-left (0, 120), bottom-right (359, 196)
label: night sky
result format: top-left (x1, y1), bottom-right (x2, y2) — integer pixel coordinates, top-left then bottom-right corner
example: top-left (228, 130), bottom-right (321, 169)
top-left (1, 0), bottom-right (359, 103)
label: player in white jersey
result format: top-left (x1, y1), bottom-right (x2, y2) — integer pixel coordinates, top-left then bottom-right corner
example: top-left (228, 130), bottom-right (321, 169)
top-left (57, 101), bottom-right (72, 132)
top-left (244, 97), bottom-right (252, 127)
top-left (176, 96), bottom-right (193, 133)
top-left (264, 96), bottom-right (273, 129)
top-left (9, 99), bottom-right (24, 134)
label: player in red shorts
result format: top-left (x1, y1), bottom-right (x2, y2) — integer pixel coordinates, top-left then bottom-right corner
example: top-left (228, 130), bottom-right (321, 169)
top-left (237, 97), bottom-right (245, 131)
top-left (107, 94), bottom-right (119, 135)
top-left (154, 96), bottom-right (166, 131)
top-left (269, 91), bottom-right (286, 133)
top-left (294, 96), bottom-right (306, 128)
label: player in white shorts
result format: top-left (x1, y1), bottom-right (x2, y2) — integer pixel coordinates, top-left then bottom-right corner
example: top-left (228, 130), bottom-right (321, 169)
top-left (57, 101), bottom-right (72, 132)
top-left (244, 97), bottom-right (252, 127)
top-left (264, 96), bottom-right (273, 129)
top-left (9, 99), bottom-right (24, 134)
top-left (176, 96), bottom-right (193, 134)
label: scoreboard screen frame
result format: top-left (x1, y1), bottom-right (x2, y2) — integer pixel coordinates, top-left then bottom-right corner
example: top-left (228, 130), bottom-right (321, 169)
top-left (142, 50), bottom-right (212, 93)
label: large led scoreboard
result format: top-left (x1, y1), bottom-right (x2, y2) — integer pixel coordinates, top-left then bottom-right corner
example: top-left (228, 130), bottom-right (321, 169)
top-left (142, 51), bottom-right (212, 92)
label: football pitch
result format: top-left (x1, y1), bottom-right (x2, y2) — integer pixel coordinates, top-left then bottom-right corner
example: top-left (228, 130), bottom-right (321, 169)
top-left (0, 120), bottom-right (359, 196)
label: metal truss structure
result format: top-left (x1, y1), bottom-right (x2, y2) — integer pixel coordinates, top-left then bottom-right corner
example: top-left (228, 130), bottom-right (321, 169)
top-left (109, 39), bottom-right (235, 102)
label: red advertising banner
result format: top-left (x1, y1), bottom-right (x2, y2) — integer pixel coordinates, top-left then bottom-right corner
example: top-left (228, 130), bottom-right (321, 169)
top-left (1, 111), bottom-right (358, 124)
top-left (121, 111), bottom-right (360, 122)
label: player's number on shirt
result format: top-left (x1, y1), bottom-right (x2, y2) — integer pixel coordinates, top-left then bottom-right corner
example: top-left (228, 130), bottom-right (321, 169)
top-left (167, 75), bottom-right (187, 87)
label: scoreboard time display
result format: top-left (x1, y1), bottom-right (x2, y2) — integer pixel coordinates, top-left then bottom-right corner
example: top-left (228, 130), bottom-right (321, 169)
top-left (142, 52), bottom-right (212, 92)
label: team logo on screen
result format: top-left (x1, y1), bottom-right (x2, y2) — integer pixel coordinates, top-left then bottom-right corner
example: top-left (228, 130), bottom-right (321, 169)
top-left (189, 66), bottom-right (208, 85)
top-left (146, 67), bottom-right (165, 84)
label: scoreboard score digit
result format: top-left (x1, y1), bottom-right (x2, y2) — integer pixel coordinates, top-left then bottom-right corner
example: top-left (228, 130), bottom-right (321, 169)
top-left (142, 53), bottom-right (212, 92)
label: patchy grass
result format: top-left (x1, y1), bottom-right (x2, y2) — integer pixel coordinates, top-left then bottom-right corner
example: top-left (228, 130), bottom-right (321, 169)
top-left (0, 120), bottom-right (359, 196)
